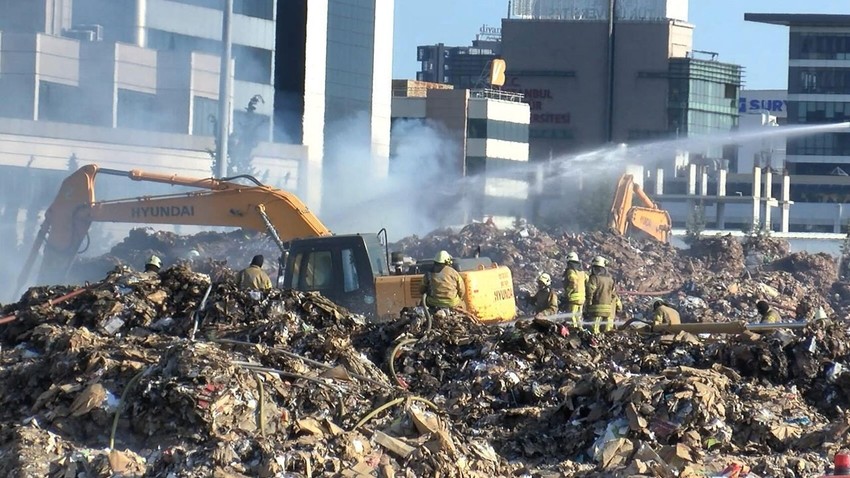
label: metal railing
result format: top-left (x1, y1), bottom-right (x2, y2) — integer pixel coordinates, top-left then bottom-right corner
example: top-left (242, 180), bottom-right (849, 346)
top-left (470, 88), bottom-right (525, 102)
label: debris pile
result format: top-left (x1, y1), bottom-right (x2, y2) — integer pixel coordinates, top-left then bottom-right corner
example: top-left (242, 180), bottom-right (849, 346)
top-left (4, 222), bottom-right (850, 475)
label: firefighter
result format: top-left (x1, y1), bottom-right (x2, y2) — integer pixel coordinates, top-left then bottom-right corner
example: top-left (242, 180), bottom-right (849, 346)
top-left (420, 250), bottom-right (465, 309)
top-left (651, 299), bottom-right (681, 325)
top-left (533, 273), bottom-right (559, 317)
top-left (144, 255), bottom-right (162, 274)
top-left (237, 254), bottom-right (273, 290)
top-left (757, 300), bottom-right (781, 324)
top-left (562, 251), bottom-right (587, 327)
top-left (586, 256), bottom-right (619, 334)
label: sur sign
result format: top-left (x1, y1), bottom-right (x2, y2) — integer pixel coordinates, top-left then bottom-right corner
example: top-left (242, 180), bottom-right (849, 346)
top-left (738, 97), bottom-right (788, 117)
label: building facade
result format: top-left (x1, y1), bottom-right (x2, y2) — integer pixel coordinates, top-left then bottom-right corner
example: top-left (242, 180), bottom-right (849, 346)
top-left (736, 90), bottom-right (788, 175)
top-left (70, 0), bottom-right (278, 138)
top-left (274, 0), bottom-right (393, 214)
top-left (0, 0), bottom-right (307, 265)
top-left (746, 14), bottom-right (850, 177)
top-left (416, 40), bottom-right (501, 90)
top-left (391, 80), bottom-right (531, 226)
top-left (500, 13), bottom-right (697, 159)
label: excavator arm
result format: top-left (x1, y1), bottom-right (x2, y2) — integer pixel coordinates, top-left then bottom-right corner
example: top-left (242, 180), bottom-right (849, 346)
top-left (18, 164), bottom-right (330, 289)
top-left (609, 173), bottom-right (671, 243)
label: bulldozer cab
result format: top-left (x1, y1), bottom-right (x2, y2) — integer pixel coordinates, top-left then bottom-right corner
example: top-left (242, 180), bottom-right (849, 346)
top-left (282, 234), bottom-right (389, 315)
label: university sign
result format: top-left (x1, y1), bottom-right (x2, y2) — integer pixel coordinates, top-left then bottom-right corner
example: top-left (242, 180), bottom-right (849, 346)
top-left (505, 78), bottom-right (571, 125)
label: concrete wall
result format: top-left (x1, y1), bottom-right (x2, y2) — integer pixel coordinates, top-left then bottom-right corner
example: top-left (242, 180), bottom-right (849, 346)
top-left (612, 21), bottom-right (692, 143)
top-left (502, 19), bottom-right (608, 157)
top-left (424, 89), bottom-right (470, 175)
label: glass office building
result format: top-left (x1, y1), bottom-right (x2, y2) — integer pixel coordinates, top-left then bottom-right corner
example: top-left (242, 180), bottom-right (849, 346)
top-left (747, 14), bottom-right (850, 177)
top-left (668, 58), bottom-right (742, 137)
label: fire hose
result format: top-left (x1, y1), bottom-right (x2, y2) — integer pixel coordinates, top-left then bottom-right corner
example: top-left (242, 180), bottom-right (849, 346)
top-left (0, 286), bottom-right (90, 325)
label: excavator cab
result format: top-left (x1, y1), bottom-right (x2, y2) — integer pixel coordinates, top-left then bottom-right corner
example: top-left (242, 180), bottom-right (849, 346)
top-left (282, 234), bottom-right (389, 315)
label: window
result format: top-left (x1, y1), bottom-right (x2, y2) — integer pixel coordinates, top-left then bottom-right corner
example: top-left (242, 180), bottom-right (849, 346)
top-left (234, 0), bottom-right (274, 20)
top-left (117, 89), bottom-right (157, 131)
top-left (788, 133), bottom-right (850, 156)
top-left (790, 101), bottom-right (850, 124)
top-left (38, 81), bottom-right (83, 124)
top-left (466, 156), bottom-right (486, 176)
top-left (290, 252), bottom-right (303, 289)
top-left (791, 68), bottom-right (850, 95)
top-left (341, 249), bottom-right (360, 292)
top-left (192, 96), bottom-right (218, 136)
top-left (303, 251), bottom-right (333, 290)
top-left (233, 44), bottom-right (273, 83)
top-left (467, 119), bottom-right (529, 142)
top-left (791, 33), bottom-right (850, 60)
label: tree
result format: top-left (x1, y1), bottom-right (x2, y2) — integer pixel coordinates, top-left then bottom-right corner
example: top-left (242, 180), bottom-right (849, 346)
top-left (67, 153), bottom-right (80, 171)
top-left (684, 201), bottom-right (705, 245)
top-left (209, 95), bottom-right (267, 178)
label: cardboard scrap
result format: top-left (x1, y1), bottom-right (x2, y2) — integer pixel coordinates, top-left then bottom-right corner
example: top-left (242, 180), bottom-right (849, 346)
top-left (373, 430), bottom-right (415, 458)
top-left (68, 383), bottom-right (107, 417)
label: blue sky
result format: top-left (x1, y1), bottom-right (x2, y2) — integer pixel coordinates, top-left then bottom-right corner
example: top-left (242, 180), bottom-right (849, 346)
top-left (392, 0), bottom-right (849, 90)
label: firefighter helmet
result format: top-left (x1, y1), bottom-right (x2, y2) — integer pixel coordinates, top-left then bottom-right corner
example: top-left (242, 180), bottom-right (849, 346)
top-left (434, 250), bottom-right (453, 265)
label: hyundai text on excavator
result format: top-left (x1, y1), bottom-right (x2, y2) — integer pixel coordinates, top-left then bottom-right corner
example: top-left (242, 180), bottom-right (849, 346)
top-left (609, 173), bottom-right (672, 243)
top-left (16, 165), bottom-right (517, 323)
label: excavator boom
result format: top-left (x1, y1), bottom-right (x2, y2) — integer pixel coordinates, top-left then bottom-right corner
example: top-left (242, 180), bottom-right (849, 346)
top-left (609, 173), bottom-right (671, 243)
top-left (18, 164), bottom-right (330, 289)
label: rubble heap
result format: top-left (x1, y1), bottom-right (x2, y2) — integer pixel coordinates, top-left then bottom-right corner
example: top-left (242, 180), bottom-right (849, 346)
top-left (2, 257), bottom-right (850, 476)
top-left (4, 223), bottom-right (850, 476)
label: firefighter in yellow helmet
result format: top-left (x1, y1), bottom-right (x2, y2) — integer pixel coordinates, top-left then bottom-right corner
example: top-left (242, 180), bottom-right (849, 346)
top-left (420, 250), bottom-right (465, 309)
top-left (144, 255), bottom-right (162, 274)
top-left (562, 251), bottom-right (587, 327)
top-left (651, 299), bottom-right (681, 325)
top-left (533, 273), bottom-right (559, 317)
top-left (585, 256), bottom-right (620, 333)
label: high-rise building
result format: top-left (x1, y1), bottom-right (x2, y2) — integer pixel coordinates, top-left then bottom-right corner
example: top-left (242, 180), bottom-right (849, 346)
top-left (390, 80), bottom-right (531, 226)
top-left (416, 40), bottom-right (501, 90)
top-left (747, 14), bottom-right (850, 177)
top-left (274, 0), bottom-right (393, 214)
top-left (501, 2), bottom-right (703, 159)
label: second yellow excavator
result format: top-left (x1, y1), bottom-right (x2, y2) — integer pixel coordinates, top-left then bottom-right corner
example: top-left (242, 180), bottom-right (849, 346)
top-left (609, 173), bottom-right (672, 243)
top-left (17, 165), bottom-right (517, 323)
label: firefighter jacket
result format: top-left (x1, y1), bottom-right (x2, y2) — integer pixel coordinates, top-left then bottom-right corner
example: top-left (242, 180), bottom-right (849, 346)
top-left (562, 268), bottom-right (587, 305)
top-left (421, 265), bottom-right (465, 308)
top-left (534, 287), bottom-right (559, 316)
top-left (586, 270), bottom-right (617, 317)
top-left (760, 308), bottom-right (781, 324)
top-left (238, 265), bottom-right (273, 290)
top-left (653, 304), bottom-right (681, 325)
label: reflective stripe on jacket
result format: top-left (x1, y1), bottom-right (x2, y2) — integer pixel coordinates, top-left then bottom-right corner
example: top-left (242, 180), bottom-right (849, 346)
top-left (563, 268), bottom-right (587, 305)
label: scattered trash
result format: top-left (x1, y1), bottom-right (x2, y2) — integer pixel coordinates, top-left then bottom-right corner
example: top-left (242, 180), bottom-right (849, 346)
top-left (0, 224), bottom-right (848, 476)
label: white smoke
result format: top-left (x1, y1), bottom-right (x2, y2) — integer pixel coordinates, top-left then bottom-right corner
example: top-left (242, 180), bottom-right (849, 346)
top-left (321, 114), bottom-right (464, 239)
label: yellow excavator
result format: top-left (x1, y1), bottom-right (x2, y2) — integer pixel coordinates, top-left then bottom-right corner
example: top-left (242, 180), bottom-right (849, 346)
top-left (609, 173), bottom-right (672, 243)
top-left (16, 164), bottom-right (516, 323)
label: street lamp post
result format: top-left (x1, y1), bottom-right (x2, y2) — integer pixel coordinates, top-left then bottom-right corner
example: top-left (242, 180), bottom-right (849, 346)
top-left (216, 0), bottom-right (234, 178)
